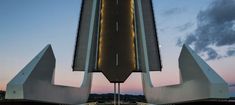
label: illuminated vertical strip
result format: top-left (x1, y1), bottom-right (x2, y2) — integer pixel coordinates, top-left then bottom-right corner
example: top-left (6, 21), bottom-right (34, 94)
top-left (130, 0), bottom-right (136, 70)
top-left (98, 0), bottom-right (105, 69)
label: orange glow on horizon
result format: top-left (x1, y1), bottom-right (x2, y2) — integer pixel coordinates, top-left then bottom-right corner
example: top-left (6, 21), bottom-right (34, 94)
top-left (91, 73), bottom-right (143, 95)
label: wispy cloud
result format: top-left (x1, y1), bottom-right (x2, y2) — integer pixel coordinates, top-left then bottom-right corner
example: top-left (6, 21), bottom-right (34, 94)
top-left (230, 84), bottom-right (235, 87)
top-left (177, 0), bottom-right (235, 60)
top-left (162, 8), bottom-right (183, 16)
top-left (227, 48), bottom-right (235, 56)
top-left (176, 22), bottom-right (194, 32)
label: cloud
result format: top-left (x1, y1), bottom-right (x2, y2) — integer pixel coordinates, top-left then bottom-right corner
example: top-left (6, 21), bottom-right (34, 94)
top-left (230, 84), bottom-right (235, 87)
top-left (177, 0), bottom-right (235, 60)
top-left (176, 22), bottom-right (194, 32)
top-left (162, 8), bottom-right (182, 16)
top-left (227, 49), bottom-right (235, 56)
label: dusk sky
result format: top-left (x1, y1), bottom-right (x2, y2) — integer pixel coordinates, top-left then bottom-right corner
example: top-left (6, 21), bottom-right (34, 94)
top-left (0, 0), bottom-right (235, 96)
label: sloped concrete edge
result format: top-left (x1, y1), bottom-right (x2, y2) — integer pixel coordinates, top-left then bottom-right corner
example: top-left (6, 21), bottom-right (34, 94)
top-left (5, 45), bottom-right (92, 105)
top-left (142, 44), bottom-right (229, 104)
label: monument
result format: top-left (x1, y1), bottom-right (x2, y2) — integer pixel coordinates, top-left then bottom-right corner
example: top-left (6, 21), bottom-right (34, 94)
top-left (5, 0), bottom-right (229, 104)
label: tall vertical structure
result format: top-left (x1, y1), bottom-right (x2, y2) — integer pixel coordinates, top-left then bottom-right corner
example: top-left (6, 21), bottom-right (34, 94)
top-left (73, 0), bottom-right (162, 83)
top-left (5, 0), bottom-right (229, 104)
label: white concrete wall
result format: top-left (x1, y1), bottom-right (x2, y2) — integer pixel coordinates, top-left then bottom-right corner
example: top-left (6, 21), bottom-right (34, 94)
top-left (142, 45), bottom-right (229, 104)
top-left (5, 45), bottom-right (92, 105)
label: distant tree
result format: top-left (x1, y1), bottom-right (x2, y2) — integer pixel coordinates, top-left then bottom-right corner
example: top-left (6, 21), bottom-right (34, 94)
top-left (0, 90), bottom-right (6, 100)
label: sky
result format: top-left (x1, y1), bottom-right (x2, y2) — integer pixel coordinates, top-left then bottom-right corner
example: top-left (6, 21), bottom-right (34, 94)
top-left (0, 0), bottom-right (235, 95)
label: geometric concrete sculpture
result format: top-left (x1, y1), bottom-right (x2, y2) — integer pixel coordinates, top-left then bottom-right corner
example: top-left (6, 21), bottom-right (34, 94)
top-left (4, 0), bottom-right (229, 104)
top-left (5, 45), bottom-right (92, 105)
top-left (142, 44), bottom-right (229, 104)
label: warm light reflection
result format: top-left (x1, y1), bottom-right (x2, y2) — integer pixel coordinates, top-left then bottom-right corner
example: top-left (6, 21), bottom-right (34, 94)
top-left (98, 0), bottom-right (105, 69)
top-left (130, 0), bottom-right (136, 70)
top-left (98, 0), bottom-right (136, 70)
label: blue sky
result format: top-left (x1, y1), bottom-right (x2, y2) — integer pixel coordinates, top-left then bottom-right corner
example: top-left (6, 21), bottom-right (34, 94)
top-left (0, 0), bottom-right (235, 95)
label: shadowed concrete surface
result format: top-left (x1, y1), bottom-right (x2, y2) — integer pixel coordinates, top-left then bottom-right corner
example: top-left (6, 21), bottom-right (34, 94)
top-left (5, 45), bottom-right (92, 105)
top-left (134, 0), bottom-right (162, 72)
top-left (73, 0), bottom-right (100, 71)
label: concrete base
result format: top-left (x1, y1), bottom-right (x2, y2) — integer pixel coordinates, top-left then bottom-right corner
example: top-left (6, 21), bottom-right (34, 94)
top-left (142, 44), bottom-right (229, 105)
top-left (5, 45), bottom-right (92, 105)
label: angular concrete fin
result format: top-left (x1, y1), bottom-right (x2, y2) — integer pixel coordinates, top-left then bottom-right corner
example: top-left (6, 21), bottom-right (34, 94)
top-left (135, 0), bottom-right (162, 72)
top-left (142, 44), bottom-right (229, 104)
top-left (179, 44), bottom-right (228, 84)
top-left (5, 45), bottom-right (92, 104)
top-left (6, 44), bottom-right (54, 99)
top-left (179, 44), bottom-right (229, 98)
top-left (73, 0), bottom-right (99, 71)
top-left (8, 44), bottom-right (54, 84)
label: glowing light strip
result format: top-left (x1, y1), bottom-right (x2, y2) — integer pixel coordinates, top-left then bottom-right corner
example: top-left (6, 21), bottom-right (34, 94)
top-left (98, 0), bottom-right (136, 71)
top-left (98, 0), bottom-right (105, 69)
top-left (130, 0), bottom-right (136, 70)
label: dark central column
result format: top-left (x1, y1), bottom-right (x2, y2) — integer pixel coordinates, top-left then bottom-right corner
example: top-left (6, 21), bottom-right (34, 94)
top-left (98, 0), bottom-right (136, 83)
